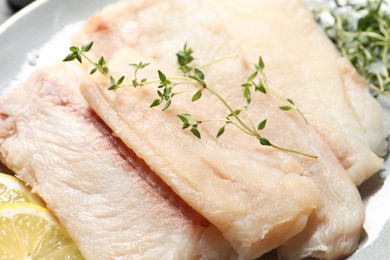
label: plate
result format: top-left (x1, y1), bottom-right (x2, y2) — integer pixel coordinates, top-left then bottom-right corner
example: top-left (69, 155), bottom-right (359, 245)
top-left (0, 0), bottom-right (389, 259)
top-left (0, 0), bottom-right (115, 88)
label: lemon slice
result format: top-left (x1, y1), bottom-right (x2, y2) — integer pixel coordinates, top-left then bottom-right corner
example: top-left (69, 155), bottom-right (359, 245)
top-left (0, 202), bottom-right (84, 259)
top-left (0, 173), bottom-right (44, 206)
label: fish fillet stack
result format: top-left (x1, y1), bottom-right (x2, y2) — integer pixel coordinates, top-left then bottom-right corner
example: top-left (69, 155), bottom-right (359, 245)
top-left (0, 0), bottom-right (386, 259)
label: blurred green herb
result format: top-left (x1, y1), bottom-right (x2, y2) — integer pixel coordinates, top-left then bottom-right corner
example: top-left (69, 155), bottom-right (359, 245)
top-left (311, 0), bottom-right (390, 97)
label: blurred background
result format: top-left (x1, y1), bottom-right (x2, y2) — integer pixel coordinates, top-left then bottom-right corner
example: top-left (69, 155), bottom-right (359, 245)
top-left (1, 0), bottom-right (35, 24)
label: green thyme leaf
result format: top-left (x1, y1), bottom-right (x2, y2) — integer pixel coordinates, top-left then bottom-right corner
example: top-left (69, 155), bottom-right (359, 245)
top-left (81, 42), bottom-right (94, 52)
top-left (90, 67), bottom-right (98, 75)
top-left (98, 56), bottom-right (106, 66)
top-left (157, 90), bottom-right (164, 98)
top-left (192, 90), bottom-right (203, 102)
top-left (256, 56), bottom-right (265, 72)
top-left (133, 79), bottom-right (141, 88)
top-left (259, 137), bottom-right (271, 146)
top-left (63, 53), bottom-right (76, 62)
top-left (158, 70), bottom-right (167, 82)
top-left (247, 71), bottom-right (258, 82)
top-left (140, 62), bottom-right (150, 69)
top-left (194, 68), bottom-right (205, 82)
top-left (241, 83), bottom-right (252, 88)
top-left (138, 62), bottom-right (150, 69)
top-left (117, 76), bottom-right (125, 85)
top-left (257, 119), bottom-right (267, 131)
top-left (163, 87), bottom-right (172, 100)
top-left (228, 109), bottom-right (242, 117)
top-left (70, 46), bottom-right (78, 53)
top-left (279, 106), bottom-right (292, 111)
top-left (108, 84), bottom-right (118, 91)
top-left (76, 53), bottom-right (82, 63)
top-left (244, 87), bottom-right (251, 104)
top-left (162, 100), bottom-right (172, 111)
top-left (216, 125), bottom-right (226, 138)
top-left (177, 43), bottom-right (194, 74)
top-left (110, 76), bottom-right (116, 86)
top-left (150, 99), bottom-right (163, 108)
top-left (102, 66), bottom-right (109, 75)
top-left (130, 61), bottom-right (150, 69)
top-left (254, 83), bottom-right (267, 93)
top-left (177, 114), bottom-right (192, 124)
top-left (287, 98), bottom-right (295, 105)
top-left (182, 123), bottom-right (190, 129)
top-left (177, 53), bottom-right (192, 67)
top-left (191, 126), bottom-right (201, 139)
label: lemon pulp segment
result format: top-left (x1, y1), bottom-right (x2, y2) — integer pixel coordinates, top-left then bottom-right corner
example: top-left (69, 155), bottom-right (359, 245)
top-left (0, 202), bottom-right (84, 259)
top-left (0, 173), bottom-right (44, 206)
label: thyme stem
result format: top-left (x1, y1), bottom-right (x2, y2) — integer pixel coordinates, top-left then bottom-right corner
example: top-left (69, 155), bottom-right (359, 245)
top-left (205, 86), bottom-right (255, 135)
top-left (197, 54), bottom-right (239, 69)
top-left (270, 143), bottom-right (318, 159)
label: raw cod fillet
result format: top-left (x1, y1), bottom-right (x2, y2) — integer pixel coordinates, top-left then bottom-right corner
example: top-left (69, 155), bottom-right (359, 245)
top-left (82, 50), bottom-right (322, 259)
top-left (0, 63), bottom-right (236, 260)
top-left (204, 0), bottom-right (387, 186)
top-left (75, 0), bottom-right (367, 259)
top-left (83, 46), bottom-right (363, 260)
top-left (73, 0), bottom-right (387, 186)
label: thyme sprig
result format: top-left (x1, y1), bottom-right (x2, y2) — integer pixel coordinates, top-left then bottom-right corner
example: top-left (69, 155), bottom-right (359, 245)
top-left (310, 0), bottom-right (390, 97)
top-left (130, 62), bottom-right (150, 88)
top-left (172, 50), bottom-right (316, 158)
top-left (63, 42), bottom-right (126, 90)
top-left (241, 57), bottom-right (309, 124)
top-left (64, 42), bottom-right (317, 158)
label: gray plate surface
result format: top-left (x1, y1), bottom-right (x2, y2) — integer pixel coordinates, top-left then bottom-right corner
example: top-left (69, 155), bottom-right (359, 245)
top-left (0, 0), bottom-right (388, 259)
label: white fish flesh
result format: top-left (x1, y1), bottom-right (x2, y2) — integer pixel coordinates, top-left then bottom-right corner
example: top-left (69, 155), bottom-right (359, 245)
top-left (0, 63), bottom-right (236, 260)
top-left (73, 0), bottom-right (387, 186)
top-left (81, 45), bottom-right (362, 260)
top-left (204, 0), bottom-right (387, 186)
top-left (81, 47), bottom-right (323, 259)
top-left (75, 0), bottom-right (368, 258)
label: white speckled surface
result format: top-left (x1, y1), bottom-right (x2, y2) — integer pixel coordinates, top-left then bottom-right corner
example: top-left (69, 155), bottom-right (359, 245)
top-left (0, 0), bottom-right (388, 259)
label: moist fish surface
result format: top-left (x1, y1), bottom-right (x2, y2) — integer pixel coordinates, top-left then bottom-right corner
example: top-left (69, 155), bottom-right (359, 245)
top-left (0, 63), bottom-right (236, 260)
top-left (73, 0), bottom-right (387, 186)
top-left (82, 50), bottom-right (322, 259)
top-left (75, 0), bottom-right (367, 259)
top-left (83, 45), bottom-right (364, 260)
top-left (204, 0), bottom-right (387, 186)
